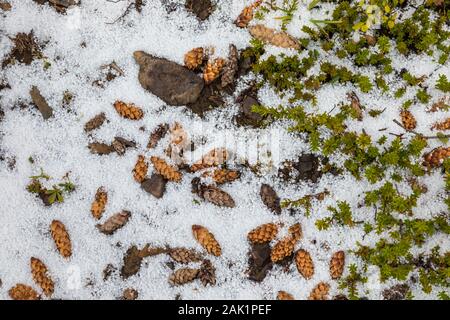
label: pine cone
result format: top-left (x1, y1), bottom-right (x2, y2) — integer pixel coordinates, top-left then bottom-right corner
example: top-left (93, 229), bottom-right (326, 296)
top-left (277, 291), bottom-right (295, 300)
top-left (147, 123), bottom-right (169, 149)
top-left (288, 223), bottom-right (302, 242)
top-left (96, 211), bottom-right (131, 235)
top-left (169, 247), bottom-right (203, 264)
top-left (271, 237), bottom-right (295, 263)
top-left (221, 44), bottom-right (239, 88)
top-left (308, 282), bottom-right (330, 300)
top-left (170, 122), bottom-right (189, 147)
top-left (431, 117), bottom-right (450, 131)
top-left (91, 187), bottom-right (107, 220)
top-left (295, 249), bottom-right (314, 280)
top-left (191, 148), bottom-right (228, 172)
top-left (133, 155), bottom-right (148, 183)
top-left (30, 258), bottom-right (54, 297)
top-left (198, 259), bottom-right (216, 286)
top-left (247, 223), bottom-right (279, 244)
top-left (8, 284), bottom-right (40, 300)
top-left (400, 110), bottom-right (417, 130)
top-left (122, 288), bottom-right (139, 300)
top-left (84, 112), bottom-right (106, 132)
top-left (50, 220), bottom-right (72, 258)
top-left (203, 58), bottom-right (225, 85)
top-left (208, 169), bottom-right (240, 184)
top-left (114, 101), bottom-right (144, 120)
top-left (423, 147), bottom-right (450, 168)
top-left (150, 156), bottom-right (182, 182)
top-left (249, 24), bottom-right (300, 49)
top-left (196, 183), bottom-right (236, 208)
top-left (169, 268), bottom-right (199, 286)
top-left (235, 0), bottom-right (262, 28)
top-left (184, 47), bottom-right (204, 70)
top-left (192, 225), bottom-right (222, 256)
top-left (260, 184), bottom-right (281, 214)
top-left (330, 251), bottom-right (345, 280)
top-left (428, 96), bottom-right (449, 112)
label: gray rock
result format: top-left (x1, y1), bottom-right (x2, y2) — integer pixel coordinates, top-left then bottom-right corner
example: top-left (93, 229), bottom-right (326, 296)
top-left (141, 174), bottom-right (167, 199)
top-left (134, 51), bottom-right (204, 106)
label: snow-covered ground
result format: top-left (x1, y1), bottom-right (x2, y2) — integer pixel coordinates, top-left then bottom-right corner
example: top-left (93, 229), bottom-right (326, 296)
top-left (0, 0), bottom-right (448, 300)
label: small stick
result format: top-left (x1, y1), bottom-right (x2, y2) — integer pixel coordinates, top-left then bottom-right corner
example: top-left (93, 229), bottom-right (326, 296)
top-left (393, 119), bottom-right (450, 139)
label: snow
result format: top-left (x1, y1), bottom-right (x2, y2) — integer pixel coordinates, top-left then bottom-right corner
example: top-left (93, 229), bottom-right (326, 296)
top-left (0, 0), bottom-right (448, 300)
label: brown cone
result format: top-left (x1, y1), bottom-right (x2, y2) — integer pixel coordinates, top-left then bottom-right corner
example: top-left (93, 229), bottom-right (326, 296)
top-left (260, 184), bottom-right (281, 214)
top-left (122, 288), bottom-right (139, 300)
top-left (295, 249), bottom-right (314, 280)
top-left (235, 0), bottom-right (262, 28)
top-left (423, 147), bottom-right (450, 168)
top-left (96, 210), bottom-right (131, 235)
top-left (330, 251), bottom-right (345, 280)
top-left (191, 148), bottom-right (228, 172)
top-left (150, 156), bottom-right (182, 182)
top-left (133, 155), bottom-right (148, 183)
top-left (147, 123), bottom-right (169, 149)
top-left (30, 257), bottom-right (54, 297)
top-left (91, 187), bottom-right (107, 220)
top-left (400, 110), bottom-right (417, 130)
top-left (169, 268), bottom-right (199, 286)
top-left (221, 44), bottom-right (239, 88)
top-left (203, 58), bottom-right (225, 85)
top-left (84, 112), bottom-right (106, 132)
top-left (198, 259), bottom-right (216, 286)
top-left (50, 220), bottom-right (72, 258)
top-left (169, 247), bottom-right (203, 264)
top-left (308, 282), bottom-right (330, 300)
top-left (288, 223), bottom-right (302, 243)
top-left (247, 223), bottom-right (279, 244)
top-left (249, 24), bottom-right (300, 49)
top-left (184, 47), bottom-right (204, 70)
top-left (271, 237), bottom-right (295, 263)
top-left (431, 117), bottom-right (450, 131)
top-left (277, 290), bottom-right (295, 300)
top-left (114, 101), bottom-right (144, 120)
top-left (197, 184), bottom-right (235, 208)
top-left (192, 225), bottom-right (222, 257)
top-left (8, 284), bottom-right (40, 300)
top-left (208, 169), bottom-right (240, 184)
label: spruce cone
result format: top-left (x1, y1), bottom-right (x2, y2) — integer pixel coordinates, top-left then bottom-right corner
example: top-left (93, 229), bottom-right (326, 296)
top-left (249, 25), bottom-right (300, 49)
top-left (91, 187), bottom-right (107, 220)
top-left (196, 183), bottom-right (236, 208)
top-left (170, 122), bottom-right (189, 147)
top-left (423, 147), bottom-right (450, 168)
top-left (50, 220), bottom-right (72, 258)
top-left (192, 225), bottom-right (222, 257)
top-left (184, 47), bottom-right (204, 70)
top-left (203, 58), bottom-right (225, 85)
top-left (247, 223), bottom-right (279, 244)
top-left (277, 291), bottom-right (295, 300)
top-left (235, 0), bottom-right (262, 28)
top-left (400, 110), bottom-right (417, 130)
top-left (122, 288), bottom-right (139, 300)
top-left (308, 282), bottom-right (330, 300)
top-left (133, 155), bottom-right (148, 183)
top-left (206, 168), bottom-right (240, 184)
top-left (270, 237), bottom-right (295, 263)
top-left (221, 44), bottom-right (239, 88)
top-left (198, 259), bottom-right (216, 286)
top-left (114, 101), bottom-right (144, 120)
top-left (295, 249), bottom-right (314, 280)
top-left (30, 258), bottom-right (54, 297)
top-left (288, 223), bottom-right (302, 242)
top-left (96, 211), bottom-right (131, 235)
top-left (431, 117), bottom-right (450, 131)
top-left (150, 156), bottom-right (182, 182)
top-left (169, 268), bottom-right (199, 286)
top-left (260, 184), bottom-right (281, 214)
top-left (330, 251), bottom-right (345, 280)
top-left (169, 247), bottom-right (203, 264)
top-left (191, 148), bottom-right (228, 172)
top-left (84, 112), bottom-right (106, 132)
top-left (8, 284), bottom-right (40, 300)
top-left (428, 96), bottom-right (449, 112)
top-left (147, 123), bottom-right (169, 149)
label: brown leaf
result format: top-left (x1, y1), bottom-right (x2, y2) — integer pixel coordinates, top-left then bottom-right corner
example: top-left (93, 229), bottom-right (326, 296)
top-left (30, 86), bottom-right (53, 120)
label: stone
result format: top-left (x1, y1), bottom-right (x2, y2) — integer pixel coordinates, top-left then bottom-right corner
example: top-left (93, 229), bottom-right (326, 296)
top-left (141, 174), bottom-right (167, 199)
top-left (134, 51), bottom-right (204, 106)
